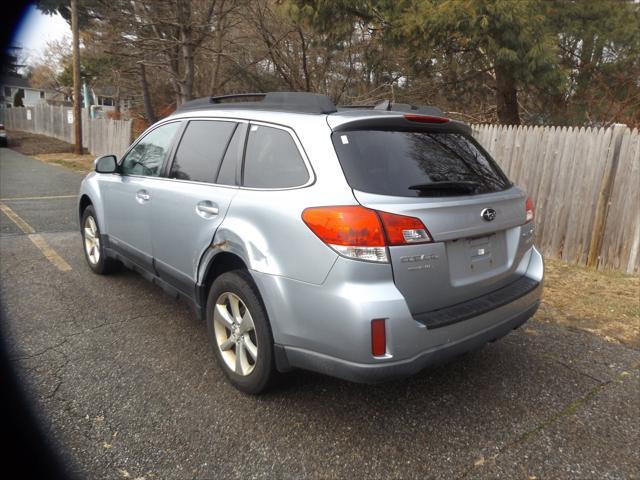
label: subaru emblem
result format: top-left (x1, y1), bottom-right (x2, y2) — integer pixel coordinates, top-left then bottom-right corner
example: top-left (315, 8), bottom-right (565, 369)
top-left (481, 208), bottom-right (496, 222)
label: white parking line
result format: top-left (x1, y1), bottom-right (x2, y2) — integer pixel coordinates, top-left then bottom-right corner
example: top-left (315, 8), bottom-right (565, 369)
top-left (0, 202), bottom-right (72, 272)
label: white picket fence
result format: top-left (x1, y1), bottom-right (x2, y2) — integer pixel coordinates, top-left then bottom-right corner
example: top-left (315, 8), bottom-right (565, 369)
top-left (0, 104), bottom-right (132, 158)
top-left (473, 124), bottom-right (640, 274)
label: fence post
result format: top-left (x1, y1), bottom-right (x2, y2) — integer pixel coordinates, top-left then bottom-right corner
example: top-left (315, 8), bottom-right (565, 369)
top-left (587, 124), bottom-right (627, 267)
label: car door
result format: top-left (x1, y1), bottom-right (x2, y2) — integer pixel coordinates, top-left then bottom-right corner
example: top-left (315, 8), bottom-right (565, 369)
top-left (100, 121), bottom-right (182, 271)
top-left (149, 119), bottom-right (245, 295)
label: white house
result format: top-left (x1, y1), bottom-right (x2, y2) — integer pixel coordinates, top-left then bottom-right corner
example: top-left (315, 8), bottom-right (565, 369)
top-left (0, 75), bottom-right (58, 109)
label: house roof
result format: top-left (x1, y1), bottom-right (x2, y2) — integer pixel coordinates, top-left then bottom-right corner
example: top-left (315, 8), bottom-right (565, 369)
top-left (0, 74), bottom-right (32, 89)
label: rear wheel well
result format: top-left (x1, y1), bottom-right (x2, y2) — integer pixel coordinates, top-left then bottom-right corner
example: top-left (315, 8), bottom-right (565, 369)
top-left (79, 195), bottom-right (92, 222)
top-left (200, 252), bottom-right (248, 313)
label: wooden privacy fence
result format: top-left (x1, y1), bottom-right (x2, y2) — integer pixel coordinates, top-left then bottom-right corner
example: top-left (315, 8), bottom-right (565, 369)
top-left (473, 124), bottom-right (639, 274)
top-left (0, 104), bottom-right (132, 158)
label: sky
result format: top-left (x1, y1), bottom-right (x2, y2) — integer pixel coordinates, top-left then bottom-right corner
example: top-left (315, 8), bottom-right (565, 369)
top-left (12, 4), bottom-right (71, 63)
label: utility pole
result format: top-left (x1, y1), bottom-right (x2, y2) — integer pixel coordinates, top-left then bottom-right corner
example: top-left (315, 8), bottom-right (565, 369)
top-left (71, 0), bottom-right (82, 154)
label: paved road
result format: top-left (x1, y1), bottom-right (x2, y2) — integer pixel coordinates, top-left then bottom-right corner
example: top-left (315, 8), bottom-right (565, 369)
top-left (1, 147), bottom-right (638, 480)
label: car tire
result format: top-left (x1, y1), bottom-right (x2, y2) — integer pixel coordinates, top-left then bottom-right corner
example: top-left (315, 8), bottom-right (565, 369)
top-left (206, 270), bottom-right (277, 394)
top-left (81, 205), bottom-right (119, 274)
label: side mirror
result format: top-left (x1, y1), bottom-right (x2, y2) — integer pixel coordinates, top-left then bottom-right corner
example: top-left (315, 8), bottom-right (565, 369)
top-left (95, 155), bottom-right (118, 174)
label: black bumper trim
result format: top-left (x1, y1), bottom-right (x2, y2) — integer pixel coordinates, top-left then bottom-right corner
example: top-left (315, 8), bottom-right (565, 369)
top-left (414, 276), bottom-right (540, 329)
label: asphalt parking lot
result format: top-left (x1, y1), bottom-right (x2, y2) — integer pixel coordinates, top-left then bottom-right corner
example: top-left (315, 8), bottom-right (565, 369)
top-left (1, 147), bottom-right (639, 480)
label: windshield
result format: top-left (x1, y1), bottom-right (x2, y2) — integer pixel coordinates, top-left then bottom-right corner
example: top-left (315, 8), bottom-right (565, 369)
top-left (332, 130), bottom-right (511, 197)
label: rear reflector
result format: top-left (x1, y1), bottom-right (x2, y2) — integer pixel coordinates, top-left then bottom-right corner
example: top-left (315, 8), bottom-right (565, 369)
top-left (404, 114), bottom-right (450, 124)
top-left (525, 196), bottom-right (535, 223)
top-left (302, 206), bottom-right (432, 262)
top-left (371, 319), bottom-right (386, 356)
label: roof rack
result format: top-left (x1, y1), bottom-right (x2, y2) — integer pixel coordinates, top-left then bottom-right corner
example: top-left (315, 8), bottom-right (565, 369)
top-left (338, 100), bottom-right (445, 117)
top-left (175, 91), bottom-right (338, 115)
top-left (211, 93), bottom-right (267, 103)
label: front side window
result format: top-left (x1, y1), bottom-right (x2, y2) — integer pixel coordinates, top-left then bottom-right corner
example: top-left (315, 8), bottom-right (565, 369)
top-left (170, 120), bottom-right (236, 183)
top-left (243, 125), bottom-right (309, 188)
top-left (121, 122), bottom-right (181, 176)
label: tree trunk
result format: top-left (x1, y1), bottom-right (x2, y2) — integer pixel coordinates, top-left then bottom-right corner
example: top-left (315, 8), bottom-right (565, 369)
top-left (177, 0), bottom-right (194, 104)
top-left (209, 1), bottom-right (227, 97)
top-left (495, 65), bottom-right (520, 125)
top-left (71, 0), bottom-right (83, 154)
top-left (180, 39), bottom-right (195, 104)
top-left (114, 78), bottom-right (121, 118)
top-left (139, 63), bottom-right (156, 125)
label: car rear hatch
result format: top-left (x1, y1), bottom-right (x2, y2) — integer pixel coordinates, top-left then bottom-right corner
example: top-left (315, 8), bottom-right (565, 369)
top-left (329, 113), bottom-right (535, 324)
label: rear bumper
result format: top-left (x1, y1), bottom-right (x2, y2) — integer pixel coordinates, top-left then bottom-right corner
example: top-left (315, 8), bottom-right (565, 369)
top-left (252, 246), bottom-right (543, 383)
top-left (279, 300), bottom-right (538, 383)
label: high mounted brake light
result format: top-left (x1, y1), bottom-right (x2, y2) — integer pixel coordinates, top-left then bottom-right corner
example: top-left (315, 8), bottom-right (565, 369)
top-left (404, 114), bottom-right (450, 124)
top-left (302, 206), bottom-right (432, 263)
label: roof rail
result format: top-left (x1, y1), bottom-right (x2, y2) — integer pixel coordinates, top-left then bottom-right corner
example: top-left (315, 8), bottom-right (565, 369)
top-left (337, 100), bottom-right (445, 117)
top-left (374, 100), bottom-right (445, 116)
top-left (175, 91), bottom-right (337, 115)
top-left (337, 104), bottom-right (375, 110)
top-left (211, 93), bottom-right (266, 103)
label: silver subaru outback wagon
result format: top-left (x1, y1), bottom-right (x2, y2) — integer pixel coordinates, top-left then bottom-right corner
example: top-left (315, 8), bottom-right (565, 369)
top-left (78, 92), bottom-right (543, 394)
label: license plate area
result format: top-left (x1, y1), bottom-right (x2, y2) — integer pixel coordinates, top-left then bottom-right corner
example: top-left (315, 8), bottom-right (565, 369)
top-left (469, 235), bottom-right (494, 265)
top-left (447, 232), bottom-right (508, 286)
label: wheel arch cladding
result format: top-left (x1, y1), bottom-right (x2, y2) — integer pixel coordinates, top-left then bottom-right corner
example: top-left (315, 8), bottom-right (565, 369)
top-left (79, 194), bottom-right (92, 222)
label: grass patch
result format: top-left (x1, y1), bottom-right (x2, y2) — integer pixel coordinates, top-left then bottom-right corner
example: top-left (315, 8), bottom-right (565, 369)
top-left (32, 153), bottom-right (95, 174)
top-left (537, 258), bottom-right (639, 348)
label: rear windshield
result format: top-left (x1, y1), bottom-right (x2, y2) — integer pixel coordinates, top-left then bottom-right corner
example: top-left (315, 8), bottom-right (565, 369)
top-left (331, 130), bottom-right (510, 197)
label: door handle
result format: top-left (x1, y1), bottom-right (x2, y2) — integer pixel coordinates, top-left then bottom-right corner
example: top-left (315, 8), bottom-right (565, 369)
top-left (196, 201), bottom-right (219, 217)
top-left (136, 190), bottom-right (151, 202)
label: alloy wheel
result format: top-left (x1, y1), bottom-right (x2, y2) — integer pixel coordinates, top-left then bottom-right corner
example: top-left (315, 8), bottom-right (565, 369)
top-left (83, 215), bottom-right (100, 265)
top-left (213, 292), bottom-right (258, 376)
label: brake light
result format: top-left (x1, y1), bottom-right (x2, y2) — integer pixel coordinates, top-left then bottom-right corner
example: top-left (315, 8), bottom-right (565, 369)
top-left (302, 206), bottom-right (386, 262)
top-left (525, 196), bottom-right (535, 223)
top-left (404, 114), bottom-right (449, 124)
top-left (378, 211), bottom-right (431, 245)
top-left (301, 206), bottom-right (432, 262)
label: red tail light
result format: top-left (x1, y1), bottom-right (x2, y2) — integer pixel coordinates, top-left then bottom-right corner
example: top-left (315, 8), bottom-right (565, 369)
top-left (378, 211), bottom-right (432, 246)
top-left (302, 206), bottom-right (431, 262)
top-left (525, 196), bottom-right (535, 223)
top-left (404, 114), bottom-right (449, 124)
top-left (371, 319), bottom-right (386, 356)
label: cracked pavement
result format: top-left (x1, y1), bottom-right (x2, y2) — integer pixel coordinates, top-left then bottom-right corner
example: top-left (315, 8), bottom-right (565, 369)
top-left (1, 148), bottom-right (639, 479)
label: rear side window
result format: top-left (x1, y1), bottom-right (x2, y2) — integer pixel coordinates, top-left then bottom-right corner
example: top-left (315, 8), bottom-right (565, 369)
top-left (332, 131), bottom-right (510, 197)
top-left (170, 120), bottom-right (236, 183)
top-left (216, 123), bottom-right (246, 186)
top-left (243, 125), bottom-right (309, 188)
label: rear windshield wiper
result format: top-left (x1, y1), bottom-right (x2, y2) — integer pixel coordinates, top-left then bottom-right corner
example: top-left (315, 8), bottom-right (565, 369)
top-left (408, 181), bottom-right (480, 193)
